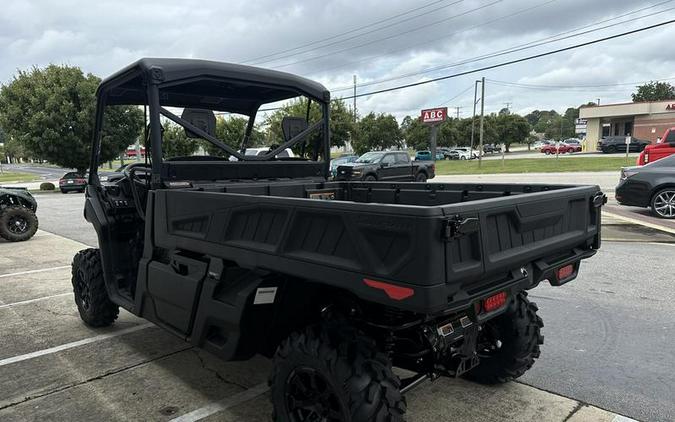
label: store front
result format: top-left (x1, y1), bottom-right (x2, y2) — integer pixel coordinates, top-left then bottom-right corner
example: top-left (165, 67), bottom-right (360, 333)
top-left (579, 100), bottom-right (675, 151)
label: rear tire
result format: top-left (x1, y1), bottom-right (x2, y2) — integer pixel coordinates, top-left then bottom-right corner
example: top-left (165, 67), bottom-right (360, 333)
top-left (0, 205), bottom-right (38, 242)
top-left (364, 175), bottom-right (377, 181)
top-left (270, 322), bottom-right (406, 422)
top-left (463, 292), bottom-right (543, 384)
top-left (650, 188), bottom-right (675, 219)
top-left (415, 173), bottom-right (428, 182)
top-left (71, 248), bottom-right (119, 327)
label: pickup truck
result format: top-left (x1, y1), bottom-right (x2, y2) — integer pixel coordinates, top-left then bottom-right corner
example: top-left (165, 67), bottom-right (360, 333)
top-left (72, 58), bottom-right (604, 422)
top-left (335, 150), bottom-right (435, 182)
top-left (637, 127), bottom-right (675, 165)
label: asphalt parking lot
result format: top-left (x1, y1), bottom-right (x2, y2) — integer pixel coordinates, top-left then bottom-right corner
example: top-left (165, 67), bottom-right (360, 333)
top-left (2, 186), bottom-right (674, 422)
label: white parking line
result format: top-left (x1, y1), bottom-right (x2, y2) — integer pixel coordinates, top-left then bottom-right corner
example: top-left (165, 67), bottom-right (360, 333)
top-left (0, 323), bottom-right (153, 367)
top-left (612, 415), bottom-right (639, 422)
top-left (0, 265), bottom-right (71, 279)
top-left (0, 292), bottom-right (71, 310)
top-left (169, 382), bottom-right (270, 422)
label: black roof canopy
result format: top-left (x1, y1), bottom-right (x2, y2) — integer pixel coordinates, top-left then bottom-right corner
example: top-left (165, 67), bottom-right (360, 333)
top-left (99, 58), bottom-right (330, 115)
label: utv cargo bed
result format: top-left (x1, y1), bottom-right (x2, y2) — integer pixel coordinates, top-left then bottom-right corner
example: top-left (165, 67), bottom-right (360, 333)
top-left (150, 179), bottom-right (603, 314)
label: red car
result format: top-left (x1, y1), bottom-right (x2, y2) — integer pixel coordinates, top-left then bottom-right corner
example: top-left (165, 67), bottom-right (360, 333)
top-left (59, 172), bottom-right (87, 194)
top-left (637, 127), bottom-right (675, 166)
top-left (540, 143), bottom-right (581, 155)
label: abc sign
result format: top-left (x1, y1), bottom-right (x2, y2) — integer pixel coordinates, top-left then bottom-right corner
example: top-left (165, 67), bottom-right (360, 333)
top-left (421, 107), bottom-right (447, 123)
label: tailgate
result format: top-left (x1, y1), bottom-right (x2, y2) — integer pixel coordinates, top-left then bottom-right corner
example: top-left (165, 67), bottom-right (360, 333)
top-left (442, 185), bottom-right (603, 286)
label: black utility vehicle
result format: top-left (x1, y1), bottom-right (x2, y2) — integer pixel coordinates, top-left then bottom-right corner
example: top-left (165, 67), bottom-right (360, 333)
top-left (73, 58), bottom-right (604, 422)
top-left (335, 151), bottom-right (435, 182)
top-left (599, 135), bottom-right (649, 153)
top-left (0, 187), bottom-right (38, 241)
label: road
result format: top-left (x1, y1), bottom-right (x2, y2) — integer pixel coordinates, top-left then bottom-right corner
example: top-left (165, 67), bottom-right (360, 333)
top-left (27, 191), bottom-right (675, 421)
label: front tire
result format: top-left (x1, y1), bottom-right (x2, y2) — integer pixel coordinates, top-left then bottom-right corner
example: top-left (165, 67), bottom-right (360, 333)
top-left (71, 249), bottom-right (119, 327)
top-left (651, 188), bottom-right (675, 219)
top-left (270, 322), bottom-right (406, 422)
top-left (364, 175), bottom-right (377, 182)
top-left (415, 172), bottom-right (428, 182)
top-left (0, 205), bottom-right (38, 242)
top-left (463, 292), bottom-right (543, 384)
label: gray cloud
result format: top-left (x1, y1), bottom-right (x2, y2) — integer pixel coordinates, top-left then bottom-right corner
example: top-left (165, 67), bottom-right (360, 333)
top-left (1, 0), bottom-right (673, 120)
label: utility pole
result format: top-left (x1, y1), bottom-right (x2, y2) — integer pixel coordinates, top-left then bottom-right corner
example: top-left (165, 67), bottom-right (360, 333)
top-left (455, 106), bottom-right (461, 119)
top-left (470, 80), bottom-right (479, 151)
top-left (353, 75), bottom-right (357, 122)
top-left (479, 77), bottom-right (485, 168)
top-left (596, 98), bottom-right (600, 106)
top-left (504, 102), bottom-right (512, 112)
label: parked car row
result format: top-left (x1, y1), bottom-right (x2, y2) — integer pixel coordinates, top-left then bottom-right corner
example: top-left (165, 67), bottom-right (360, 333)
top-left (540, 142), bottom-right (582, 155)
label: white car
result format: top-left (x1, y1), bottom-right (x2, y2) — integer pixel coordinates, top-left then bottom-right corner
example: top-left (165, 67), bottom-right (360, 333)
top-left (228, 147), bottom-right (295, 161)
top-left (450, 148), bottom-right (473, 160)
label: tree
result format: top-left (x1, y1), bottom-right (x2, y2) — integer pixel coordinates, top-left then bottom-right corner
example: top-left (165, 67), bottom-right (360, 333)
top-left (632, 81), bottom-right (675, 102)
top-left (493, 114), bottom-right (531, 152)
top-left (264, 97), bottom-right (355, 154)
top-left (0, 65), bottom-right (143, 174)
top-left (352, 112), bottom-right (402, 155)
top-left (401, 115), bottom-right (430, 151)
top-left (162, 122), bottom-right (199, 158)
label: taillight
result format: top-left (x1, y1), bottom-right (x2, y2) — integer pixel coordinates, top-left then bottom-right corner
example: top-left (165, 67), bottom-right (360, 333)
top-left (644, 152), bottom-right (649, 164)
top-left (482, 291), bottom-right (507, 313)
top-left (557, 264), bottom-right (575, 281)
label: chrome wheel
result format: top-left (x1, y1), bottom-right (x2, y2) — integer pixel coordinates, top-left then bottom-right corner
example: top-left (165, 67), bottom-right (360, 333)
top-left (652, 189), bottom-right (675, 218)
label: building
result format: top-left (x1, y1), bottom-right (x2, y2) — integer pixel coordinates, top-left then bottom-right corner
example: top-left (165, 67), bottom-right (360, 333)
top-left (580, 100), bottom-right (675, 151)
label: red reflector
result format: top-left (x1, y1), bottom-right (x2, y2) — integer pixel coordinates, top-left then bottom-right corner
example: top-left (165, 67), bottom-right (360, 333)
top-left (557, 264), bottom-right (575, 280)
top-left (363, 278), bottom-right (414, 300)
top-left (483, 291), bottom-right (507, 313)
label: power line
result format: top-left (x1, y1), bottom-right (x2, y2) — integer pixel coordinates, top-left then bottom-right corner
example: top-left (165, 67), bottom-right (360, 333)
top-left (244, 0), bottom-right (464, 65)
top-left (268, 0), bottom-right (504, 69)
top-left (438, 85), bottom-right (474, 106)
top-left (329, 1), bottom-right (675, 93)
top-left (310, 0), bottom-right (560, 77)
top-left (338, 18), bottom-right (675, 100)
top-left (487, 76), bottom-right (675, 89)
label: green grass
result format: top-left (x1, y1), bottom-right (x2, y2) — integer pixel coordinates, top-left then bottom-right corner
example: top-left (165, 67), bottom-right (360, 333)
top-left (0, 171), bottom-right (39, 183)
top-left (434, 156), bottom-right (633, 175)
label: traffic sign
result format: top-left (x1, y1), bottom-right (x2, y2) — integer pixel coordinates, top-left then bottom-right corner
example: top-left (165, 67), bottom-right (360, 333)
top-left (421, 107), bottom-right (448, 124)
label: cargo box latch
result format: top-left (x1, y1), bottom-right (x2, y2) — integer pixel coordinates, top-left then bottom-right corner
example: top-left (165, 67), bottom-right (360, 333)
top-left (591, 192), bottom-right (607, 208)
top-left (443, 216), bottom-right (480, 240)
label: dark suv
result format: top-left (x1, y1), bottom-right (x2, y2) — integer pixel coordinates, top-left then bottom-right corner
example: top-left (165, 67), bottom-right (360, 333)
top-left (599, 136), bottom-right (649, 153)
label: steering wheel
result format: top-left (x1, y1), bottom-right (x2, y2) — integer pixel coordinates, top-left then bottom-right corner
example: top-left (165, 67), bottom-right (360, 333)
top-left (122, 163), bottom-right (151, 220)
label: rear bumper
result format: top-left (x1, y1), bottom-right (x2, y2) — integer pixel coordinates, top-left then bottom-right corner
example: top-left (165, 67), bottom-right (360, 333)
top-left (615, 180), bottom-right (650, 207)
top-left (60, 184), bottom-right (87, 191)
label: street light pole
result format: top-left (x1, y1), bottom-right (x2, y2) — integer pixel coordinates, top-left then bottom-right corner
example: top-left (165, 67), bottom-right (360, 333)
top-left (479, 77), bottom-right (485, 168)
top-left (470, 80), bottom-right (479, 151)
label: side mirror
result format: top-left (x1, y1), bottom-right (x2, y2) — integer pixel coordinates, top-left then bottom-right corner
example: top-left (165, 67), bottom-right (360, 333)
top-left (380, 162), bottom-right (389, 168)
top-left (181, 108), bottom-right (216, 139)
top-left (281, 117), bottom-right (308, 141)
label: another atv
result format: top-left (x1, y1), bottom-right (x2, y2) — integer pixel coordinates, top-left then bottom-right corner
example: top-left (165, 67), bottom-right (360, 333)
top-left (0, 187), bottom-right (39, 242)
top-left (72, 58), bottom-right (603, 421)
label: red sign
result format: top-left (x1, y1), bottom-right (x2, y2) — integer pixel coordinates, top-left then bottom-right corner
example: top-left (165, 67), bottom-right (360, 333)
top-left (421, 107), bottom-right (447, 123)
top-left (666, 103), bottom-right (675, 110)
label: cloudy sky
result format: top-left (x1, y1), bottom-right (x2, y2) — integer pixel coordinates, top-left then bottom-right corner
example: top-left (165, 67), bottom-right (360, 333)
top-left (2, 0), bottom-right (675, 120)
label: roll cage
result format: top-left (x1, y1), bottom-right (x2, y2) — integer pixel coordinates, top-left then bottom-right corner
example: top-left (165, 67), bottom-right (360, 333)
top-left (89, 58), bottom-right (332, 187)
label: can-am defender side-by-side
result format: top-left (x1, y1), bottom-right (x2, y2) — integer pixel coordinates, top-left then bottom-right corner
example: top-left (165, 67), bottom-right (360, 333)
top-left (73, 58), bottom-right (604, 421)
top-left (0, 187), bottom-right (38, 242)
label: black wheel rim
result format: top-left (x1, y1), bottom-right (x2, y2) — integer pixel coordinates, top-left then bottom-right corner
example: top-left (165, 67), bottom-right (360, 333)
top-left (285, 367), bottom-right (347, 422)
top-left (76, 268), bottom-right (91, 311)
top-left (7, 215), bottom-right (29, 234)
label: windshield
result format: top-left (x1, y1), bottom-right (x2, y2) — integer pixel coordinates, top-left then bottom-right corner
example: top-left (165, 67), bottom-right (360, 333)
top-left (356, 152), bottom-right (384, 163)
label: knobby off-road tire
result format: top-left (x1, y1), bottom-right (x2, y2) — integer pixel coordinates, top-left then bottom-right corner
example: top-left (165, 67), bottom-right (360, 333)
top-left (463, 291), bottom-right (544, 384)
top-left (270, 322), bottom-right (406, 422)
top-left (71, 248), bottom-right (119, 327)
top-left (0, 205), bottom-right (38, 242)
